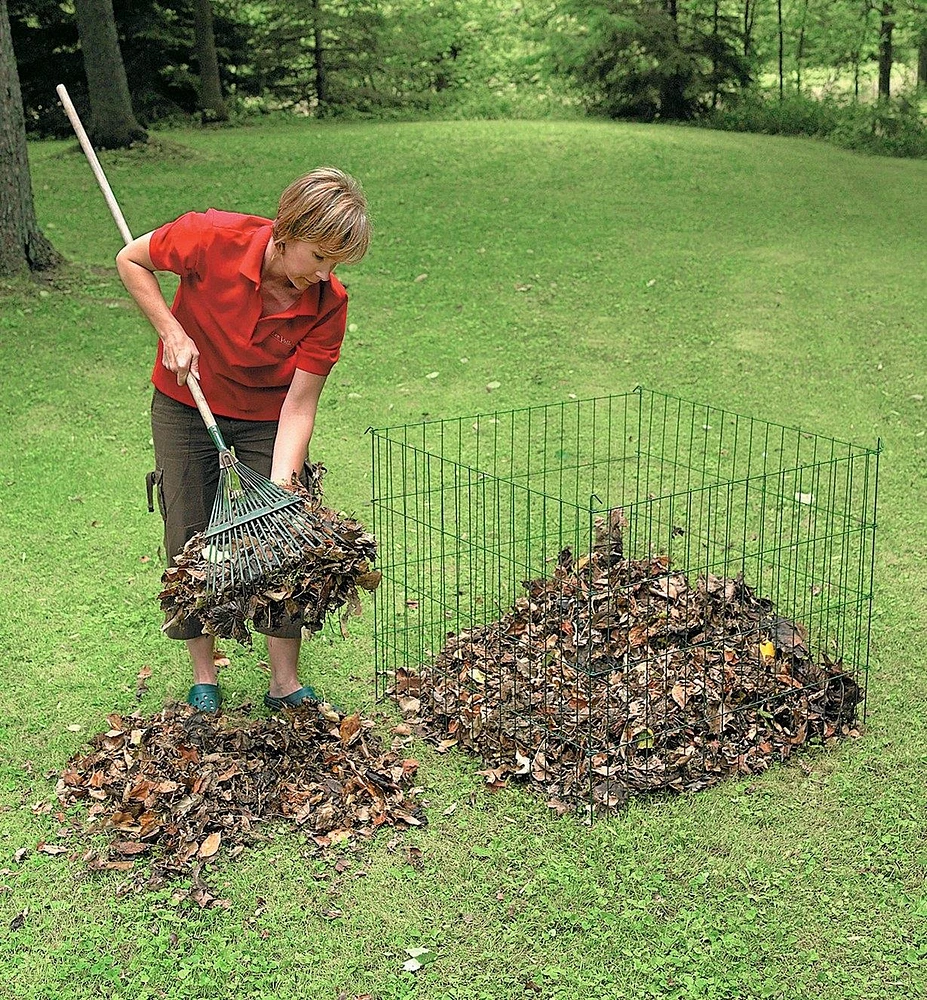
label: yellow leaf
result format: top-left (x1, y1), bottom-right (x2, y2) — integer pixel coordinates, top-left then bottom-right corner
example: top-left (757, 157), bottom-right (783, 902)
top-left (635, 728), bottom-right (655, 749)
top-left (759, 640), bottom-right (775, 659)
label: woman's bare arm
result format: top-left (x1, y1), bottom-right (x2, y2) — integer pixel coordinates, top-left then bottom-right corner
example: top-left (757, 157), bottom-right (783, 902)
top-left (116, 232), bottom-right (200, 384)
top-left (271, 368), bottom-right (328, 482)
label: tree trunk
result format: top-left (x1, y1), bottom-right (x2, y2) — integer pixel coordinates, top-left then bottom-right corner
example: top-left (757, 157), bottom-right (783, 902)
top-left (73, 0), bottom-right (146, 148)
top-left (711, 0), bottom-right (720, 109)
top-left (193, 0), bottom-right (227, 121)
top-left (795, 0), bottom-right (809, 93)
top-left (878, 2), bottom-right (894, 100)
top-left (0, 0), bottom-right (60, 276)
top-left (777, 0), bottom-right (784, 99)
top-left (918, 38), bottom-right (927, 89)
top-left (660, 0), bottom-right (687, 119)
top-left (743, 0), bottom-right (756, 60)
top-left (311, 0), bottom-right (327, 110)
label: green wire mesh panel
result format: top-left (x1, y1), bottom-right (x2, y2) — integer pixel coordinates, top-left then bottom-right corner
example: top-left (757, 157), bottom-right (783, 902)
top-left (370, 388), bottom-right (879, 812)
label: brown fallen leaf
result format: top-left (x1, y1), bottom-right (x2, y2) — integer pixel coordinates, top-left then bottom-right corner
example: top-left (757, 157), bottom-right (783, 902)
top-left (198, 832), bottom-right (222, 859)
top-left (670, 681), bottom-right (688, 709)
top-left (36, 843), bottom-right (68, 856)
top-left (356, 570), bottom-right (382, 591)
top-left (111, 841), bottom-right (150, 856)
top-left (158, 466), bottom-right (377, 649)
top-left (135, 665), bottom-right (153, 701)
top-left (56, 699), bottom-right (426, 895)
top-left (339, 713), bottom-right (362, 745)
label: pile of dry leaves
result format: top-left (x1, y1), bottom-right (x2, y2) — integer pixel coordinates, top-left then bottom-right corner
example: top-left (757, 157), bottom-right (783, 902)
top-left (55, 703), bottom-right (425, 905)
top-left (159, 466), bottom-right (380, 647)
top-left (402, 509), bottom-right (862, 812)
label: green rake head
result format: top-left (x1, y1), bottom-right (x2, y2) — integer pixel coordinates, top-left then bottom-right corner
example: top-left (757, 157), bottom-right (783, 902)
top-left (185, 377), bottom-right (325, 595)
top-left (201, 453), bottom-right (326, 596)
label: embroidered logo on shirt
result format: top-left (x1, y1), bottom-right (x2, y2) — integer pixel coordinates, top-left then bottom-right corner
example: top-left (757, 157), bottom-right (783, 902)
top-left (272, 332), bottom-right (295, 348)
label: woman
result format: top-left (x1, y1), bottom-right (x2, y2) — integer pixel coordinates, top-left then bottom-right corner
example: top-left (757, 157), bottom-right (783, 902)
top-left (116, 167), bottom-right (371, 713)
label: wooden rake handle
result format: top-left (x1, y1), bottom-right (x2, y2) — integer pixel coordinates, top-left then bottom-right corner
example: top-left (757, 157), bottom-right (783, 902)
top-left (56, 83), bottom-right (226, 451)
top-left (56, 84), bottom-right (133, 245)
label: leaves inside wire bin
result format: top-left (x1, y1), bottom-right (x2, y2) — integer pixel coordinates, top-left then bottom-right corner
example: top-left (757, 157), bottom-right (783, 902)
top-left (158, 464), bottom-right (379, 647)
top-left (404, 509), bottom-right (863, 813)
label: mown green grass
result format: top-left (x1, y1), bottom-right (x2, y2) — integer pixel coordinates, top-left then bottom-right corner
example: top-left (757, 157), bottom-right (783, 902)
top-left (0, 118), bottom-right (925, 999)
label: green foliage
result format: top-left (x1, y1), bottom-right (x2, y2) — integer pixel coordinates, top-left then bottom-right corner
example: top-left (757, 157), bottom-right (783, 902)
top-left (10, 0), bottom-right (569, 132)
top-left (706, 89), bottom-right (927, 157)
top-left (9, 0), bottom-right (253, 134)
top-left (546, 0), bottom-right (752, 121)
top-left (7, 0), bottom-right (927, 136)
top-left (222, 0), bottom-right (567, 118)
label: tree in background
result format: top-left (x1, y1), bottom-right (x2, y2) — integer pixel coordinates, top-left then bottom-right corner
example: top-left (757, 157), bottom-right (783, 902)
top-left (237, 0), bottom-right (527, 116)
top-left (193, 0), bottom-right (227, 120)
top-left (876, 1), bottom-right (895, 97)
top-left (548, 0), bottom-right (751, 120)
top-left (9, 0), bottom-right (83, 134)
top-left (10, 0), bottom-right (241, 135)
top-left (742, 0), bottom-right (757, 59)
top-left (73, 0), bottom-right (147, 146)
top-left (894, 0), bottom-right (927, 87)
top-left (7, 0), bottom-right (927, 135)
top-left (0, 0), bottom-right (59, 275)
top-left (229, 0), bottom-right (386, 113)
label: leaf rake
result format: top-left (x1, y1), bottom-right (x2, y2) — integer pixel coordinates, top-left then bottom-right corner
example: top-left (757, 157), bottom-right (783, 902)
top-left (57, 83), bottom-right (325, 597)
top-left (182, 391), bottom-right (327, 595)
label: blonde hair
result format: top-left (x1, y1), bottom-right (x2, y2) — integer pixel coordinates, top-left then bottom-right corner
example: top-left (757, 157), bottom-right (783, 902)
top-left (273, 167), bottom-right (370, 264)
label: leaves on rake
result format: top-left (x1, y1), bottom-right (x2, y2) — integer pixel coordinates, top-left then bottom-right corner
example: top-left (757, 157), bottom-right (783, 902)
top-left (403, 510), bottom-right (862, 813)
top-left (55, 703), bottom-right (426, 902)
top-left (158, 464), bottom-right (379, 647)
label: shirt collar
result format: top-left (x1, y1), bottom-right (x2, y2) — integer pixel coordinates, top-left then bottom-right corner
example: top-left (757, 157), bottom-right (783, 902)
top-left (241, 225), bottom-right (321, 318)
top-left (240, 224), bottom-right (273, 286)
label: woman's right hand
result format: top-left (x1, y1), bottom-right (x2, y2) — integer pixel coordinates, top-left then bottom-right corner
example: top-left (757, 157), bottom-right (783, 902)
top-left (160, 324), bottom-right (200, 385)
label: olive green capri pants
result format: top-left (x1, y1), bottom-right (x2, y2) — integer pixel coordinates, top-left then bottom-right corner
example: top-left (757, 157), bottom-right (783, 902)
top-left (148, 389), bottom-right (305, 640)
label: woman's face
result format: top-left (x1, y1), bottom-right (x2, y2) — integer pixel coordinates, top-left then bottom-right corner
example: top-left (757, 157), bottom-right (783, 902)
top-left (279, 240), bottom-right (340, 290)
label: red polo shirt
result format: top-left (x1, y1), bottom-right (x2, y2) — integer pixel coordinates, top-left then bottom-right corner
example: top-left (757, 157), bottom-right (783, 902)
top-left (148, 209), bottom-right (347, 421)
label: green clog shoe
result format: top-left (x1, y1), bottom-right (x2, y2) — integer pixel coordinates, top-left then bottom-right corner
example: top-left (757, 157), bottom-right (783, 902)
top-left (263, 685), bottom-right (319, 711)
top-left (187, 683), bottom-right (222, 713)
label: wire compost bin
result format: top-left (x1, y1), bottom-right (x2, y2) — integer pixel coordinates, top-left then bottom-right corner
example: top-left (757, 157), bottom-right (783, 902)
top-left (370, 388), bottom-right (879, 812)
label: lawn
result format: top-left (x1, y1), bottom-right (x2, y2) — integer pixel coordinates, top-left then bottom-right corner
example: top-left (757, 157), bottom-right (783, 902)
top-left (0, 117), bottom-right (925, 1000)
